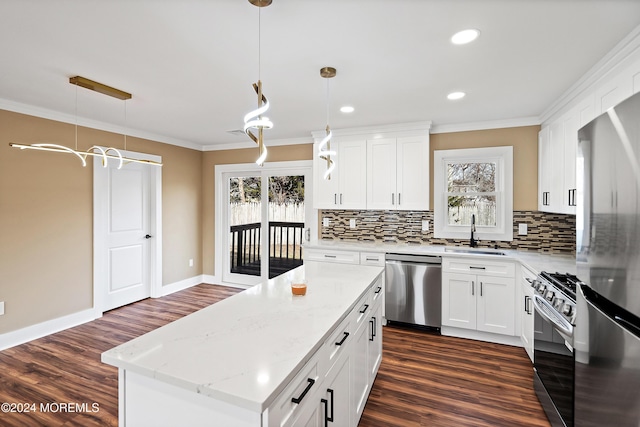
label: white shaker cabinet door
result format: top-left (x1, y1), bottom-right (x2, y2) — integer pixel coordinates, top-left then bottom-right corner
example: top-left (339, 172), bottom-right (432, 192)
top-left (442, 272), bottom-right (477, 330)
top-left (396, 136), bottom-right (429, 210)
top-left (476, 275), bottom-right (515, 336)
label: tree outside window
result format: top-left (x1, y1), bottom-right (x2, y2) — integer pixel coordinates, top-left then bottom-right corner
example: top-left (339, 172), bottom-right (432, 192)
top-left (446, 162), bottom-right (497, 227)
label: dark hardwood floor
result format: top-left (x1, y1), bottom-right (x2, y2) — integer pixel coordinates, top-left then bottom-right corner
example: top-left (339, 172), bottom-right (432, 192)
top-left (0, 284), bottom-right (550, 427)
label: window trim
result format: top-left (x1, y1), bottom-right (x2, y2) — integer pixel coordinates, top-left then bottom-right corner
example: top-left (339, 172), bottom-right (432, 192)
top-left (434, 146), bottom-right (513, 241)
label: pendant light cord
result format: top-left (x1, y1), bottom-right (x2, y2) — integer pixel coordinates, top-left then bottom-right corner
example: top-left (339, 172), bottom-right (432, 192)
top-left (258, 8), bottom-right (261, 81)
top-left (74, 83), bottom-right (78, 151)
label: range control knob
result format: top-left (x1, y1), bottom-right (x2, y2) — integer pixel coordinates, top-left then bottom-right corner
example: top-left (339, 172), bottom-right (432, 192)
top-left (545, 290), bottom-right (555, 301)
top-left (553, 298), bottom-right (565, 311)
top-left (536, 283), bottom-right (547, 293)
top-left (562, 304), bottom-right (573, 316)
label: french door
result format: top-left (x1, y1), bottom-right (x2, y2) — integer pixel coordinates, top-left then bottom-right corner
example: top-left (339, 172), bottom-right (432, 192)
top-left (218, 161), bottom-right (314, 286)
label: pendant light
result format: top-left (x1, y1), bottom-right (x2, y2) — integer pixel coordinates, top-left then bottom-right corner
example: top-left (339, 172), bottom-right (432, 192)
top-left (319, 67), bottom-right (337, 180)
top-left (243, 0), bottom-right (273, 166)
top-left (10, 76), bottom-right (162, 167)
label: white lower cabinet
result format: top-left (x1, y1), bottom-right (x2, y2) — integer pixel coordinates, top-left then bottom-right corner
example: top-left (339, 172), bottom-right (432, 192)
top-left (520, 267), bottom-right (535, 362)
top-left (270, 273), bottom-right (383, 427)
top-left (442, 258), bottom-right (516, 337)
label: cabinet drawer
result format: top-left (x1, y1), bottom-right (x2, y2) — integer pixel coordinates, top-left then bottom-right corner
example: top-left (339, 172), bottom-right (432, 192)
top-left (360, 252), bottom-right (385, 266)
top-left (370, 274), bottom-right (384, 305)
top-left (443, 257), bottom-right (515, 278)
top-left (267, 354), bottom-right (321, 427)
top-left (352, 292), bottom-right (372, 331)
top-left (304, 248), bottom-right (360, 264)
top-left (321, 315), bottom-right (352, 378)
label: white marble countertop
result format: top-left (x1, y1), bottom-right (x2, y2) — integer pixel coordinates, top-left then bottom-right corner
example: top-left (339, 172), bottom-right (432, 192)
top-left (101, 261), bottom-right (384, 413)
top-left (305, 240), bottom-right (577, 275)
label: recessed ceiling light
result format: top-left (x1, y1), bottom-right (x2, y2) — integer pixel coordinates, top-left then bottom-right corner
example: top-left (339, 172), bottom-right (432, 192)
top-left (340, 105), bottom-right (355, 113)
top-left (451, 29), bottom-right (480, 45)
top-left (447, 92), bottom-right (466, 100)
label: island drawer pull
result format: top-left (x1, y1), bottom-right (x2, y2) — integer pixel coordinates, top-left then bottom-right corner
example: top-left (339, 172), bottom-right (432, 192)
top-left (324, 254), bottom-right (337, 259)
top-left (359, 304), bottom-right (369, 314)
top-left (469, 266), bottom-right (486, 270)
top-left (374, 286), bottom-right (382, 294)
top-left (291, 378), bottom-right (315, 404)
top-left (335, 332), bottom-right (349, 346)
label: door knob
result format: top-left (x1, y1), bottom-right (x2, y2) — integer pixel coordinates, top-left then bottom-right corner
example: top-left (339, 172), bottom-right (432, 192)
top-left (145, 234), bottom-right (152, 239)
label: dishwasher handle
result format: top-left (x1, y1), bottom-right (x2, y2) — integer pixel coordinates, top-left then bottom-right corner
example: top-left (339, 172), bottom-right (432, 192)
top-left (385, 254), bottom-right (442, 264)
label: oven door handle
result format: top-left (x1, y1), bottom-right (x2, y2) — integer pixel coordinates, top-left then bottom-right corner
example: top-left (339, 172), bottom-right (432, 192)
top-left (533, 295), bottom-right (574, 338)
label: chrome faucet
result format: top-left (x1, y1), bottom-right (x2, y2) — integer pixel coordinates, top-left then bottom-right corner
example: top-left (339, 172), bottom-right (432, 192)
top-left (470, 214), bottom-right (478, 248)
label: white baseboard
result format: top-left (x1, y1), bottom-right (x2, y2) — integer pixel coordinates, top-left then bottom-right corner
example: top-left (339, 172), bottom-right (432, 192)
top-left (441, 326), bottom-right (523, 347)
top-left (159, 275), bottom-right (204, 297)
top-left (0, 308), bottom-right (98, 351)
top-left (202, 274), bottom-right (218, 285)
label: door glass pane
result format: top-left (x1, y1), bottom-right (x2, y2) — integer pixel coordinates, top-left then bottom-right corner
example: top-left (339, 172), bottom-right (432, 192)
top-left (268, 175), bottom-right (305, 278)
top-left (229, 176), bottom-right (261, 277)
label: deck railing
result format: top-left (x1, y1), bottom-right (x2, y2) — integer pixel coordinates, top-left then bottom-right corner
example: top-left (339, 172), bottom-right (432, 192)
top-left (230, 221), bottom-right (305, 277)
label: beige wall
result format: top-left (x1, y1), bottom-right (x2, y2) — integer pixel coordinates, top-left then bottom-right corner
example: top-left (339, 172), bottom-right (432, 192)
top-left (0, 112), bottom-right (536, 335)
top-left (430, 125), bottom-right (539, 211)
top-left (0, 110), bottom-right (202, 334)
top-left (202, 145), bottom-right (313, 276)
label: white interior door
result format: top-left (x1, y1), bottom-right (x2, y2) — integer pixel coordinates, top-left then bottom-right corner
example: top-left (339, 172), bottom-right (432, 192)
top-left (94, 151), bottom-right (162, 312)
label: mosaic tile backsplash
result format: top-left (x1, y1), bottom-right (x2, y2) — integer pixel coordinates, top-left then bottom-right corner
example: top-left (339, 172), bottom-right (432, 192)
top-left (320, 210), bottom-right (576, 254)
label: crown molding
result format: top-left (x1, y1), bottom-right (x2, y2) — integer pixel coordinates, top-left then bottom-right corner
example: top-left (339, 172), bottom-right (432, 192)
top-left (310, 121), bottom-right (433, 140)
top-left (539, 24), bottom-right (640, 124)
top-left (430, 117), bottom-right (540, 134)
top-left (0, 98), bottom-right (204, 151)
top-left (202, 136), bottom-right (312, 151)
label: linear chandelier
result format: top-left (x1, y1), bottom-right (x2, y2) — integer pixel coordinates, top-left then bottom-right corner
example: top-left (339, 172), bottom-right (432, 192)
top-left (319, 67), bottom-right (337, 180)
top-left (244, 0), bottom-right (273, 166)
top-left (10, 76), bottom-right (162, 168)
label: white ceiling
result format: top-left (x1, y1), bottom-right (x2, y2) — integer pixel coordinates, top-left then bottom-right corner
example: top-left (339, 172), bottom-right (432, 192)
top-left (1, 0), bottom-right (639, 151)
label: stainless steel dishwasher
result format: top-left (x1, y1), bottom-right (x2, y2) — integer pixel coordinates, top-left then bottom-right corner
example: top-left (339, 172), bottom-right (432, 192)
top-left (385, 253), bottom-right (442, 330)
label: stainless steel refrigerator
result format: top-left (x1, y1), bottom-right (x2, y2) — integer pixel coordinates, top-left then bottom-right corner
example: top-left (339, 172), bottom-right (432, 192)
top-left (576, 90), bottom-right (640, 426)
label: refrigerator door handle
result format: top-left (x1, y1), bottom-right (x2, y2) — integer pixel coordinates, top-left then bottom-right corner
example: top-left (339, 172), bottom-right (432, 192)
top-left (615, 315), bottom-right (640, 337)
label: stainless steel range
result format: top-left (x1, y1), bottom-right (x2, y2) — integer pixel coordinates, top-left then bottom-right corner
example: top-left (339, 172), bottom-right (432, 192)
top-left (529, 271), bottom-right (579, 427)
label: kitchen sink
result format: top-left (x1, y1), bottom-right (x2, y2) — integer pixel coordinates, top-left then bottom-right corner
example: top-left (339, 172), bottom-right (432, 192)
top-left (444, 247), bottom-right (506, 256)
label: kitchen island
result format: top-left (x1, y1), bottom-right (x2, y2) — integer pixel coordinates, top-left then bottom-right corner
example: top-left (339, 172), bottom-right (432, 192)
top-left (102, 261), bottom-right (385, 427)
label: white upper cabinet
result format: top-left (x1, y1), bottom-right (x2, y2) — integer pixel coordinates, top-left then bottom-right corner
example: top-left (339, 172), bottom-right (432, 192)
top-left (314, 138), bottom-right (367, 210)
top-left (366, 136), bottom-right (429, 210)
top-left (312, 122), bottom-right (432, 211)
top-left (539, 96), bottom-right (595, 214)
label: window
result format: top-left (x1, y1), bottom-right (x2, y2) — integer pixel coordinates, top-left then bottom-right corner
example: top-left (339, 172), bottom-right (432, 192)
top-left (434, 147), bottom-right (513, 241)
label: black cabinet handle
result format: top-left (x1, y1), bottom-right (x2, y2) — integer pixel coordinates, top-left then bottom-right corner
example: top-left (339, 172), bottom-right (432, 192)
top-left (372, 317), bottom-right (378, 337)
top-left (374, 286), bottom-right (382, 294)
top-left (335, 332), bottom-right (349, 346)
top-left (324, 254), bottom-right (337, 259)
top-left (321, 398), bottom-right (329, 427)
top-left (470, 266), bottom-right (486, 270)
top-left (144, 234), bottom-right (152, 239)
top-left (359, 304), bottom-right (369, 314)
top-left (369, 319), bottom-right (375, 341)
top-left (291, 378), bottom-right (315, 404)
top-left (480, 282), bottom-right (483, 297)
top-left (327, 389), bottom-right (334, 422)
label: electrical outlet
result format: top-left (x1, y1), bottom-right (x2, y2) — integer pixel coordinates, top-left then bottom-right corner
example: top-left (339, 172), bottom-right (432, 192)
top-left (0, 301), bottom-right (5, 316)
top-left (422, 220), bottom-right (430, 231)
top-left (323, 217), bottom-right (330, 227)
top-left (189, 259), bottom-right (194, 267)
top-left (518, 223), bottom-right (528, 235)
top-left (349, 219), bottom-right (356, 229)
